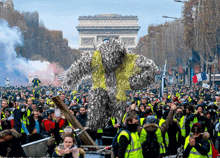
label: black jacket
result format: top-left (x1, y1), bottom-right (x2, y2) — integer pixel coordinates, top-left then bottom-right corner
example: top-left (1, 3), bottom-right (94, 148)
top-left (27, 114), bottom-right (43, 134)
top-left (76, 113), bottom-right (87, 127)
top-left (183, 133), bottom-right (210, 158)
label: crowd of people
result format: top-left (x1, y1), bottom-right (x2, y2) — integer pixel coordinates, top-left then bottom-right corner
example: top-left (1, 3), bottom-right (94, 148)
top-left (1, 78), bottom-right (220, 158)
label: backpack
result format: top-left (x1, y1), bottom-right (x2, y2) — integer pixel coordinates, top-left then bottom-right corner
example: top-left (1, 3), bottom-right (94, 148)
top-left (142, 131), bottom-right (160, 158)
top-left (112, 128), bottom-right (131, 156)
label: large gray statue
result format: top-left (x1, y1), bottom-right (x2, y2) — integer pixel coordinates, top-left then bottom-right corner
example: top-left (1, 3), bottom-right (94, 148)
top-left (62, 38), bottom-right (158, 130)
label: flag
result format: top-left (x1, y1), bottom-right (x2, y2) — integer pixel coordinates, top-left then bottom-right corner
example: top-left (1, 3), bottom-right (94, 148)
top-left (192, 71), bottom-right (207, 83)
top-left (201, 71), bottom-right (207, 80)
top-left (192, 75), bottom-right (198, 83)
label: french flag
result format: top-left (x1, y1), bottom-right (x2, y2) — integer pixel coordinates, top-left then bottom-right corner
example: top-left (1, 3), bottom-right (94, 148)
top-left (192, 71), bottom-right (207, 83)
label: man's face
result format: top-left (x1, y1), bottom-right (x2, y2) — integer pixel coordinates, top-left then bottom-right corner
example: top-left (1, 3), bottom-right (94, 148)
top-left (61, 95), bottom-right (65, 101)
top-left (2, 101), bottom-right (8, 108)
top-left (32, 104), bottom-right (37, 110)
top-left (80, 107), bottom-right (86, 115)
top-left (197, 107), bottom-right (203, 113)
top-left (27, 98), bottom-right (32, 105)
top-left (33, 111), bottom-right (39, 119)
top-left (216, 96), bottom-right (220, 102)
top-left (142, 98), bottom-right (147, 104)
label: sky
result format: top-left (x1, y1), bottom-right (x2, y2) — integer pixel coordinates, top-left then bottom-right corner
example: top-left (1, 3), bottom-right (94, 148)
top-left (13, 0), bottom-right (184, 49)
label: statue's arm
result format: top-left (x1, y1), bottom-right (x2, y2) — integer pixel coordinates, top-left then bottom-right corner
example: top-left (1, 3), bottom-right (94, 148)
top-left (129, 55), bottom-right (158, 90)
top-left (62, 52), bottom-right (93, 90)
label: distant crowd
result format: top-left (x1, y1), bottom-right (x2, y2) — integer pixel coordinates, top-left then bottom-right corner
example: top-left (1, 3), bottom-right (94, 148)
top-left (1, 77), bottom-right (220, 157)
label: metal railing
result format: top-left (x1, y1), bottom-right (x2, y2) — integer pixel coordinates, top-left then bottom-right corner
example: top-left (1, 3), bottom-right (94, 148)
top-left (22, 137), bottom-right (50, 157)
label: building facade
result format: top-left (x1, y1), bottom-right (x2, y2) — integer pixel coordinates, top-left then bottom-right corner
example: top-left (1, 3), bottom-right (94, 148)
top-left (77, 14), bottom-right (140, 52)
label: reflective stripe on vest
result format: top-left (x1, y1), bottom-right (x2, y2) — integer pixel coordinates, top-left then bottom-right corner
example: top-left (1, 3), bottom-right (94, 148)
top-left (184, 135), bottom-right (212, 158)
top-left (117, 130), bottom-right (143, 158)
top-left (91, 50), bottom-right (141, 101)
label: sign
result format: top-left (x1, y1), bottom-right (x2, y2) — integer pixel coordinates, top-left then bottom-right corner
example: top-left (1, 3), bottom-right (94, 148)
top-left (202, 83), bottom-right (210, 89)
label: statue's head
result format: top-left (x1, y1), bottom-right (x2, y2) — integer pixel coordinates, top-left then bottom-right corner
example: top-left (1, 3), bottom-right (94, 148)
top-left (97, 37), bottom-right (127, 72)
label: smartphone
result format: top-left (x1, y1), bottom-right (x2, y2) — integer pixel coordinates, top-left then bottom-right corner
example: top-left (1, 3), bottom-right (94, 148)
top-left (58, 143), bottom-right (65, 150)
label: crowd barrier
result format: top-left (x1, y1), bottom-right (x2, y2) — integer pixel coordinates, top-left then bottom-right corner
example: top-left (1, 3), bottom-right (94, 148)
top-left (21, 137), bottom-right (50, 157)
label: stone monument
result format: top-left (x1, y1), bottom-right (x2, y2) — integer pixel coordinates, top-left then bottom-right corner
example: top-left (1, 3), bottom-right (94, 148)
top-left (77, 14), bottom-right (140, 52)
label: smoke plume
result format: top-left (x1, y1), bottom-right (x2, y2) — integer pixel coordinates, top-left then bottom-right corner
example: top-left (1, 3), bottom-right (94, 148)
top-left (0, 19), bottom-right (64, 86)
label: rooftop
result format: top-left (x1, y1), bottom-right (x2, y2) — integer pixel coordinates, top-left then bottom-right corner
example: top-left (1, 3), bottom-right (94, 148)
top-left (79, 14), bottom-right (138, 20)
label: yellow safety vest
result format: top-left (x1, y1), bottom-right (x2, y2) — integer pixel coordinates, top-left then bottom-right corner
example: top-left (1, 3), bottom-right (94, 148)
top-left (21, 115), bottom-right (30, 133)
top-left (117, 130), bottom-right (143, 158)
top-left (184, 135), bottom-right (212, 158)
top-left (111, 117), bottom-right (116, 126)
top-left (179, 115), bottom-right (187, 137)
top-left (189, 117), bottom-right (198, 134)
top-left (140, 128), bottom-right (166, 154)
top-left (91, 50), bottom-right (141, 102)
top-left (140, 118), bottom-right (145, 126)
top-left (159, 118), bottom-right (169, 147)
top-left (122, 113), bottom-right (127, 123)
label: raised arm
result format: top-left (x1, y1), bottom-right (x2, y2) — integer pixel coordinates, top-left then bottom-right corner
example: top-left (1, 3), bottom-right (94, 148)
top-left (129, 55), bottom-right (158, 90)
top-left (62, 52), bottom-right (93, 90)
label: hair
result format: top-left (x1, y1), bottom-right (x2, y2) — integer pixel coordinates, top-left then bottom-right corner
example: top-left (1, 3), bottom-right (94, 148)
top-left (2, 120), bottom-right (12, 130)
top-left (126, 113), bottom-right (138, 124)
top-left (186, 105), bottom-right (194, 113)
top-left (33, 109), bottom-right (39, 113)
top-left (63, 133), bottom-right (76, 144)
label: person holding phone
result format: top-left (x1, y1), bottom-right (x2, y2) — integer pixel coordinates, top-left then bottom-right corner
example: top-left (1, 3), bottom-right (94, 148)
top-left (52, 133), bottom-right (79, 158)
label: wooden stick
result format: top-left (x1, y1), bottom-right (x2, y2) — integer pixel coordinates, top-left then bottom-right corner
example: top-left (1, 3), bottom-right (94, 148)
top-left (52, 96), bottom-right (97, 150)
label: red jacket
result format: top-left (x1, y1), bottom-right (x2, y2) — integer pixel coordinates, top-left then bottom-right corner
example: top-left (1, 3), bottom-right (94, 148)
top-left (42, 118), bottom-right (65, 132)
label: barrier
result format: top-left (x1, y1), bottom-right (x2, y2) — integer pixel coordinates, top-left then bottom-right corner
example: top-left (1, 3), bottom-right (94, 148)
top-left (22, 137), bottom-right (50, 157)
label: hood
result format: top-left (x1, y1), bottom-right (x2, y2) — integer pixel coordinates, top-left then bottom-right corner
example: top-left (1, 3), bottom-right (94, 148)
top-left (202, 132), bottom-right (210, 140)
top-left (143, 123), bottom-right (159, 132)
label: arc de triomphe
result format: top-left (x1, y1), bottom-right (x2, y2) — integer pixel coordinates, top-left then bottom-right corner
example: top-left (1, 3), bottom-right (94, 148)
top-left (76, 14), bottom-right (140, 52)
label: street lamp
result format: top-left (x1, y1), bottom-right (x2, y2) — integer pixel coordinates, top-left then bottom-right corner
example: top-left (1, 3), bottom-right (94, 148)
top-left (162, 16), bottom-right (180, 20)
top-left (174, 0), bottom-right (187, 2)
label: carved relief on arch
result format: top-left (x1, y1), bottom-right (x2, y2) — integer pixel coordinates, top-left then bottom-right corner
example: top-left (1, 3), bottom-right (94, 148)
top-left (81, 38), bottom-right (95, 45)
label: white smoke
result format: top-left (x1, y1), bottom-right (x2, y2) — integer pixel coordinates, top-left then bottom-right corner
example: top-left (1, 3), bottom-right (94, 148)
top-left (0, 19), bottom-right (63, 86)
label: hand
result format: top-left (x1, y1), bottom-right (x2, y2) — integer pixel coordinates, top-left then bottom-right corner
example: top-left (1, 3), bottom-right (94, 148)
top-left (32, 129), bottom-right (37, 134)
top-left (58, 149), bottom-right (65, 156)
top-left (195, 110), bottom-right (198, 114)
top-left (114, 124), bottom-right (120, 128)
top-left (170, 102), bottom-right (177, 110)
top-left (189, 137), bottom-right (196, 146)
top-left (200, 112), bottom-right (204, 116)
top-left (83, 127), bottom-right (88, 130)
top-left (64, 148), bottom-right (72, 154)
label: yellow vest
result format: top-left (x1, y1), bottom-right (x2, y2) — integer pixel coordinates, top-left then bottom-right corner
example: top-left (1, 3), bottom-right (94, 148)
top-left (179, 115), bottom-right (187, 137)
top-left (159, 118), bottom-right (169, 147)
top-left (117, 130), bottom-right (143, 158)
top-left (140, 128), bottom-right (166, 154)
top-left (184, 135), bottom-right (212, 158)
top-left (91, 50), bottom-right (141, 102)
top-left (21, 115), bottom-right (30, 133)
